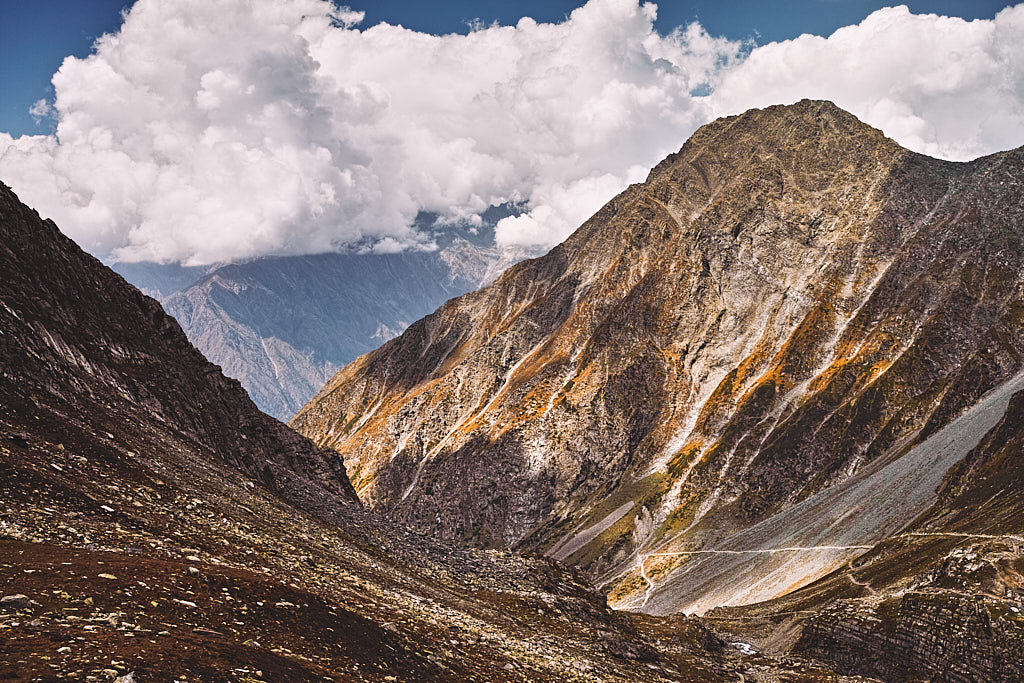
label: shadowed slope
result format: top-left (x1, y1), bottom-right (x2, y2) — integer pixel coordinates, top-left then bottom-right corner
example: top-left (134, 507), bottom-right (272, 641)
top-left (0, 182), bottom-right (357, 509)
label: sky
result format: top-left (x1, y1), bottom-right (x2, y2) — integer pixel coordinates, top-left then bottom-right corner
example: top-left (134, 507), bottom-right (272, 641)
top-left (1, 0), bottom-right (1010, 137)
top-left (0, 0), bottom-right (1021, 265)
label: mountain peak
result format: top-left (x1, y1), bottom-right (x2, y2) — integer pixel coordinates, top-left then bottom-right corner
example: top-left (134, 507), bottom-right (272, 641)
top-left (700, 99), bottom-right (883, 140)
top-left (293, 99), bottom-right (1024, 621)
top-left (646, 100), bottom-right (900, 187)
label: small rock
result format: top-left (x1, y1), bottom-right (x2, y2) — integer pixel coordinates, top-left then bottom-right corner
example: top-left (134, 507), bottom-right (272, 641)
top-left (7, 432), bottom-right (29, 447)
top-left (57, 646), bottom-right (71, 654)
top-left (115, 674), bottom-right (136, 683)
top-left (186, 567), bottom-right (200, 576)
top-left (1, 594), bottom-right (31, 610)
top-left (193, 627), bottom-right (223, 636)
top-left (98, 574), bottom-right (117, 581)
top-left (503, 662), bottom-right (516, 671)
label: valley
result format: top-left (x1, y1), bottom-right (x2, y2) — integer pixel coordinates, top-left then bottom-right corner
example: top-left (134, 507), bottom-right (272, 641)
top-left (3, 99), bottom-right (1023, 680)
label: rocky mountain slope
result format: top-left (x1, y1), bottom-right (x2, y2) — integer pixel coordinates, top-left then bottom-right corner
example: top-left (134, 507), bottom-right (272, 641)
top-left (160, 241), bottom-right (500, 420)
top-left (0, 182), bottom-right (814, 680)
top-left (292, 100), bottom-right (1024, 625)
top-left (0, 184), bottom-right (356, 511)
top-left (710, 392), bottom-right (1024, 681)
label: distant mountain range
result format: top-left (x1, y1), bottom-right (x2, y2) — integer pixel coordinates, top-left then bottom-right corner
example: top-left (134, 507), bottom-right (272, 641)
top-left (113, 233), bottom-right (524, 420)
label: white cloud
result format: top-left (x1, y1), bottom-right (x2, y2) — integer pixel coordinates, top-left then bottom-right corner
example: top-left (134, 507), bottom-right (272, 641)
top-left (1, 1), bottom-right (1023, 264)
top-left (0, 0), bottom-right (737, 263)
top-left (494, 167), bottom-right (649, 248)
top-left (709, 4), bottom-right (1024, 161)
top-left (28, 99), bottom-right (53, 123)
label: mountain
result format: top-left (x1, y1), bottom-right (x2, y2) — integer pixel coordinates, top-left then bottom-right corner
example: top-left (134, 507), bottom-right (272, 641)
top-left (110, 206), bottom-right (527, 422)
top-left (0, 181), bottom-right (810, 680)
top-left (710, 389), bottom-right (1024, 681)
top-left (159, 242), bottom-right (499, 420)
top-left (291, 99), bottom-right (1024, 665)
top-left (110, 260), bottom-right (212, 300)
top-left (0, 185), bottom-right (356, 511)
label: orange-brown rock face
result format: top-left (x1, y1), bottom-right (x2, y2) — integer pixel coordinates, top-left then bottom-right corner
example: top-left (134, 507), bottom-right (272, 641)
top-left (292, 100), bottom-right (1024, 613)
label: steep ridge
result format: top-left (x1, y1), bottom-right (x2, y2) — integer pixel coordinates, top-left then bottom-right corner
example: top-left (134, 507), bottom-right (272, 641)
top-left (0, 183), bottom-right (356, 510)
top-left (162, 243), bottom-right (498, 420)
top-left (292, 100), bottom-right (1024, 615)
top-left (0, 182), bottom-right (791, 680)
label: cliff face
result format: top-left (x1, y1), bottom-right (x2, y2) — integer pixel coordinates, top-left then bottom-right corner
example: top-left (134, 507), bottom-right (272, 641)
top-left (292, 100), bottom-right (1024, 613)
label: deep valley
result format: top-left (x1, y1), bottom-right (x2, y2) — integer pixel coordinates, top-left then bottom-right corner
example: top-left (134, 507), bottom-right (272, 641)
top-left (3, 100), bottom-right (1024, 681)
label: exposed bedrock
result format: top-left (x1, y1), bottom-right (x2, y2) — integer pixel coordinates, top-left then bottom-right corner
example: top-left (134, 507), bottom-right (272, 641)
top-left (292, 100), bottom-right (1024, 614)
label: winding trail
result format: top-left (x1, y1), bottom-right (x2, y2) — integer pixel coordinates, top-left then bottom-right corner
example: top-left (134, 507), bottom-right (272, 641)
top-left (645, 545), bottom-right (875, 557)
top-left (904, 531), bottom-right (1024, 543)
top-left (628, 370), bottom-right (1024, 615)
top-left (632, 532), bottom-right (1024, 609)
top-left (638, 556), bottom-right (655, 609)
top-left (635, 544), bottom-right (876, 609)
top-left (845, 560), bottom-right (877, 595)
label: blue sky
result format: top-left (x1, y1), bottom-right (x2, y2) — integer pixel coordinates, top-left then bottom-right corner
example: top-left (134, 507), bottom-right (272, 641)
top-left (0, 0), bottom-right (1011, 137)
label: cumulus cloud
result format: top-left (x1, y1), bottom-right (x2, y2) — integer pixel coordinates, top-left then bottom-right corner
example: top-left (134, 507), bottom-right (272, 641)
top-left (0, 0), bottom-right (738, 263)
top-left (0, 1), bottom-right (1023, 264)
top-left (710, 4), bottom-right (1024, 161)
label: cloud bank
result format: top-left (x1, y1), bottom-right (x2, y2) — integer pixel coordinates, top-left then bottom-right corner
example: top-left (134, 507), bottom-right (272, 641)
top-left (1, 1), bottom-right (1022, 264)
top-left (710, 5), bottom-right (1024, 162)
